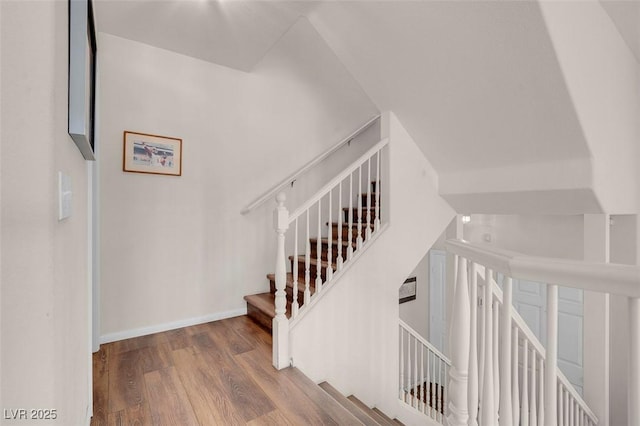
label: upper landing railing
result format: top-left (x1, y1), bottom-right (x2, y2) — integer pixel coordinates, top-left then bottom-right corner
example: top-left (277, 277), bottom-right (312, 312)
top-left (446, 239), bottom-right (640, 426)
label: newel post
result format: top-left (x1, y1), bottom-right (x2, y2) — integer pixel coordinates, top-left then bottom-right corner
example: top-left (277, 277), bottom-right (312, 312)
top-left (272, 192), bottom-right (290, 370)
top-left (447, 256), bottom-right (470, 426)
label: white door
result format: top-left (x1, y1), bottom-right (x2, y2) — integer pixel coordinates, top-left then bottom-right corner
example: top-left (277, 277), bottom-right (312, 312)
top-left (510, 278), bottom-right (584, 395)
top-left (429, 250), bottom-right (447, 354)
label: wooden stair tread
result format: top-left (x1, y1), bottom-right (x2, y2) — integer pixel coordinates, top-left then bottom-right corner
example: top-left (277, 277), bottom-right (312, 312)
top-left (244, 293), bottom-right (292, 326)
top-left (347, 396), bottom-right (395, 426)
top-left (289, 255), bottom-right (336, 269)
top-left (282, 372), bottom-right (364, 426)
top-left (266, 272), bottom-right (316, 290)
top-left (372, 408), bottom-right (397, 425)
top-left (319, 382), bottom-right (378, 426)
top-left (309, 237), bottom-right (356, 248)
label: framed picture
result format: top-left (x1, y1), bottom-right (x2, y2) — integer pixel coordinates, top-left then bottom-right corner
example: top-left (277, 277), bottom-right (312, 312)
top-left (68, 0), bottom-right (97, 161)
top-left (399, 277), bottom-right (417, 304)
top-left (123, 131), bottom-right (183, 176)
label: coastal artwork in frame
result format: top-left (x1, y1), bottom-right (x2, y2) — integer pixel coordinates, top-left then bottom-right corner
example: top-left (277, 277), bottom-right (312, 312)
top-left (399, 277), bottom-right (417, 304)
top-left (123, 131), bottom-right (182, 176)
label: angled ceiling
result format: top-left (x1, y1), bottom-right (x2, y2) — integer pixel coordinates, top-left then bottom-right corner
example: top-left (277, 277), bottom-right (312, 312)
top-left (600, 0), bottom-right (640, 63)
top-left (93, 0), bottom-right (319, 71)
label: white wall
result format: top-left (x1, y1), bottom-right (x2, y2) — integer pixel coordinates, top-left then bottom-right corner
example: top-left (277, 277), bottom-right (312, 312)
top-left (540, 0), bottom-right (640, 214)
top-left (98, 17), bottom-right (378, 340)
top-left (289, 112), bottom-right (455, 423)
top-left (464, 214), bottom-right (584, 260)
top-left (1, 1), bottom-right (91, 424)
top-left (399, 252), bottom-right (429, 340)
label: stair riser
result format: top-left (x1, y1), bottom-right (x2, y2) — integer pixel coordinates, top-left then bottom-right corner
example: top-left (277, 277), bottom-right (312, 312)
top-left (290, 259), bottom-right (335, 281)
top-left (342, 208), bottom-right (377, 224)
top-left (360, 193), bottom-right (377, 206)
top-left (310, 242), bottom-right (354, 262)
top-left (269, 280), bottom-right (310, 305)
top-left (330, 223), bottom-right (372, 241)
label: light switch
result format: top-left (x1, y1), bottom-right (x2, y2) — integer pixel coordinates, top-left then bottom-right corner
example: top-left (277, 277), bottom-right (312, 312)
top-left (58, 172), bottom-right (72, 220)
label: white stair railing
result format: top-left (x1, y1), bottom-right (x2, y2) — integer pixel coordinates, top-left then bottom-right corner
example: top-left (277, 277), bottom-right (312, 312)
top-left (445, 239), bottom-right (627, 426)
top-left (399, 319), bottom-right (451, 424)
top-left (272, 138), bottom-right (388, 369)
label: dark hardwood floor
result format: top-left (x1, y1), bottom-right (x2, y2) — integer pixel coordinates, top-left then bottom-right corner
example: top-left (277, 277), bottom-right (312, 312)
top-left (91, 315), bottom-right (363, 426)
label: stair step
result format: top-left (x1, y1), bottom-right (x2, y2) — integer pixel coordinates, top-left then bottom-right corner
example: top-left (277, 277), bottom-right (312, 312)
top-left (342, 207), bottom-right (378, 223)
top-left (267, 272), bottom-right (316, 301)
top-left (289, 255), bottom-right (336, 281)
top-left (309, 237), bottom-right (356, 261)
top-left (244, 293), bottom-right (291, 332)
top-left (372, 408), bottom-right (397, 425)
top-left (319, 382), bottom-right (379, 426)
top-left (329, 222), bottom-right (372, 241)
top-left (347, 396), bottom-right (396, 426)
top-left (360, 192), bottom-right (378, 206)
top-left (282, 371), bottom-right (364, 425)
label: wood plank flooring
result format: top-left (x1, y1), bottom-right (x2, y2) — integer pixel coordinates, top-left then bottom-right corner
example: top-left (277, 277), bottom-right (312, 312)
top-left (91, 315), bottom-right (359, 426)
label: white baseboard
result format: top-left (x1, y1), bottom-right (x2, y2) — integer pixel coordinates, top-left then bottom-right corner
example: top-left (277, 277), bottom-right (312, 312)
top-left (99, 307), bottom-right (248, 344)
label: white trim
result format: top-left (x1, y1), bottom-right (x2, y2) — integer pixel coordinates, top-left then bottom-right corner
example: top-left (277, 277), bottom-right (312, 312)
top-left (241, 114), bottom-right (380, 215)
top-left (99, 307), bottom-right (247, 344)
top-left (447, 239), bottom-right (640, 297)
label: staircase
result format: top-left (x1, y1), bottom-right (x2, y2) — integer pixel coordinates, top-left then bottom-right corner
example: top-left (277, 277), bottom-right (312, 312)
top-left (244, 181), bottom-right (378, 331)
top-left (319, 382), bottom-right (403, 425)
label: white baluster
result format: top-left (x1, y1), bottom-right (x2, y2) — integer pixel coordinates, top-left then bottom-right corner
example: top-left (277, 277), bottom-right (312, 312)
top-left (447, 256), bottom-right (471, 426)
top-left (500, 276), bottom-right (513, 426)
top-left (347, 173), bottom-right (354, 260)
top-left (493, 296), bottom-right (500, 421)
top-left (292, 218), bottom-right (299, 318)
top-left (563, 386), bottom-right (568, 426)
top-left (374, 150), bottom-right (380, 232)
top-left (545, 285), bottom-right (559, 426)
top-left (427, 347), bottom-right (432, 417)
top-left (400, 326), bottom-right (405, 401)
top-left (512, 327), bottom-right (520, 426)
top-left (337, 181), bottom-right (343, 271)
top-left (439, 357), bottom-right (444, 422)
top-left (530, 349), bottom-right (537, 426)
top-left (326, 190), bottom-right (333, 282)
top-left (366, 157), bottom-right (372, 239)
top-left (538, 356), bottom-right (544, 426)
top-left (356, 165), bottom-right (363, 249)
top-left (569, 399), bottom-right (574, 426)
top-left (316, 200), bottom-right (322, 293)
top-left (405, 338), bottom-right (415, 407)
top-left (468, 262), bottom-right (479, 426)
top-left (558, 385), bottom-right (564, 426)
top-left (480, 268), bottom-right (496, 426)
top-left (414, 335), bottom-right (419, 408)
top-left (479, 280), bottom-right (486, 404)
top-left (304, 210), bottom-right (311, 305)
top-left (629, 297), bottom-right (640, 426)
top-left (272, 192), bottom-right (289, 369)
top-left (521, 338), bottom-right (529, 426)
top-left (420, 344), bottom-right (425, 412)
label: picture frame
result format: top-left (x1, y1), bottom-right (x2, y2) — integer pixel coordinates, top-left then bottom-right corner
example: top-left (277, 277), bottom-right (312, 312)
top-left (123, 131), bottom-right (183, 176)
top-left (68, 0), bottom-right (97, 161)
top-left (399, 277), bottom-right (417, 304)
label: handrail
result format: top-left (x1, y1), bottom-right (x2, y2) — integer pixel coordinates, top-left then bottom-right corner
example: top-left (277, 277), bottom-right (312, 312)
top-left (558, 370), bottom-right (598, 423)
top-left (240, 114), bottom-right (380, 215)
top-left (399, 319), bottom-right (451, 365)
top-left (446, 239), bottom-right (640, 297)
top-left (288, 138), bottom-right (389, 222)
